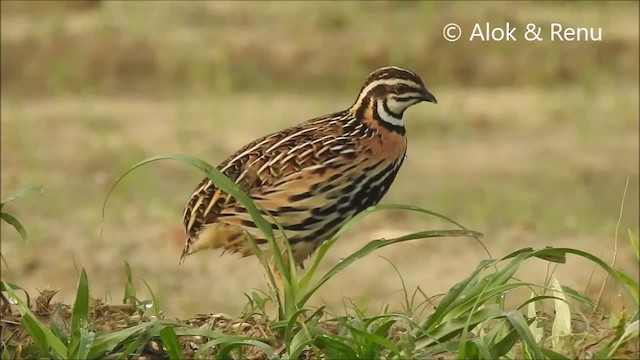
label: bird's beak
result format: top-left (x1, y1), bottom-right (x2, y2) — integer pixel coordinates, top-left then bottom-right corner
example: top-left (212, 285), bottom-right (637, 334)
top-left (421, 88), bottom-right (438, 104)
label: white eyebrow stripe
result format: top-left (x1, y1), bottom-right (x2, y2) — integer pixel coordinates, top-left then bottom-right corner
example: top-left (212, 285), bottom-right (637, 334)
top-left (352, 79), bottom-right (419, 110)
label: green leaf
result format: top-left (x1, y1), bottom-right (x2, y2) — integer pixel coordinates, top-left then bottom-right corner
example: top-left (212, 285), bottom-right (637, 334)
top-left (69, 269), bottom-right (90, 358)
top-left (559, 285), bottom-right (595, 308)
top-left (141, 278), bottom-right (162, 317)
top-left (614, 270), bottom-right (639, 306)
top-left (607, 319), bottom-right (640, 358)
top-left (197, 336), bottom-right (275, 359)
top-left (50, 303), bottom-right (70, 344)
top-left (629, 229), bottom-right (639, 261)
top-left (313, 332), bottom-right (359, 359)
top-left (298, 203), bottom-right (484, 300)
top-left (458, 340), bottom-right (480, 359)
top-left (88, 320), bottom-right (182, 359)
top-left (101, 153), bottom-right (273, 243)
top-left (0, 212), bottom-right (28, 242)
top-left (504, 310), bottom-right (544, 360)
top-left (418, 258), bottom-right (495, 334)
top-left (416, 305), bottom-right (504, 349)
top-left (345, 322), bottom-right (401, 358)
top-left (284, 330), bottom-right (314, 360)
top-left (20, 313), bottom-right (49, 356)
top-left (160, 326), bottom-right (184, 360)
top-left (550, 276), bottom-right (571, 350)
top-left (217, 340), bottom-right (276, 359)
top-left (283, 308), bottom-right (309, 346)
top-left (0, 186), bottom-right (44, 208)
top-left (0, 282), bottom-right (30, 307)
top-left (74, 329), bottom-right (96, 360)
top-left (298, 229), bottom-right (480, 308)
top-left (530, 247), bottom-right (636, 303)
top-left (2, 281), bottom-right (68, 359)
top-left (488, 325), bottom-right (520, 358)
top-left (123, 261), bottom-right (136, 305)
top-left (540, 347), bottom-right (571, 360)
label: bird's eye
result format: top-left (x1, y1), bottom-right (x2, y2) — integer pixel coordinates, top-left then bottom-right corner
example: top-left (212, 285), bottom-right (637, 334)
top-left (394, 84), bottom-right (408, 93)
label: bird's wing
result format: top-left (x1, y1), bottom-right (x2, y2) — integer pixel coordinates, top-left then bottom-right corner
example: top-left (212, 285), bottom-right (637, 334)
top-left (181, 113), bottom-right (359, 259)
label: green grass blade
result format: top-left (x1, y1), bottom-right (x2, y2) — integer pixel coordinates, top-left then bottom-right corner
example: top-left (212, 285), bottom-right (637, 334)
top-left (607, 319), bottom-right (639, 358)
top-left (2, 281), bottom-right (68, 359)
top-left (472, 338), bottom-right (494, 360)
top-left (418, 258), bottom-right (496, 333)
top-left (298, 229), bottom-right (480, 307)
top-left (69, 269), bottom-right (90, 358)
top-left (0, 212), bottom-right (28, 242)
top-left (1, 344), bottom-right (13, 360)
top-left (196, 336), bottom-right (275, 359)
top-left (418, 341), bottom-right (462, 358)
top-left (517, 295), bottom-right (566, 311)
top-left (0, 186), bottom-right (44, 208)
top-left (74, 329), bottom-right (96, 360)
top-left (101, 153), bottom-right (273, 241)
top-left (372, 318), bottom-right (396, 339)
top-left (115, 339), bottom-right (143, 360)
top-left (298, 203), bottom-right (484, 296)
top-left (217, 340), bottom-right (277, 359)
top-left (528, 247), bottom-right (636, 302)
top-left (458, 340), bottom-right (480, 359)
top-left (629, 229), bottom-right (639, 261)
top-left (88, 320), bottom-right (182, 359)
top-left (416, 304), bottom-right (504, 350)
top-left (19, 313), bottom-right (49, 356)
top-left (284, 330), bottom-right (314, 360)
top-left (488, 252), bottom-right (531, 287)
top-left (504, 310), bottom-right (544, 359)
top-left (160, 326), bottom-right (184, 360)
top-left (540, 348), bottom-right (571, 360)
top-left (559, 285), bottom-right (595, 307)
top-left (346, 323), bottom-right (401, 357)
top-left (313, 333), bottom-right (359, 359)
top-left (297, 236), bottom-right (338, 298)
top-left (174, 328), bottom-right (225, 338)
top-left (613, 270), bottom-right (639, 306)
top-left (49, 304), bottom-right (70, 344)
top-left (283, 308), bottom-right (309, 346)
top-left (112, 321), bottom-right (172, 360)
top-left (123, 261), bottom-right (137, 305)
top-left (488, 325), bottom-right (520, 358)
top-left (141, 278), bottom-right (162, 317)
top-left (0, 282), bottom-right (30, 307)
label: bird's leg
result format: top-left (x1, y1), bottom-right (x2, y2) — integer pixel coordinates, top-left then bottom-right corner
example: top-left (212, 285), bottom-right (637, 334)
top-left (269, 260), bottom-right (284, 299)
top-left (268, 249), bottom-right (294, 301)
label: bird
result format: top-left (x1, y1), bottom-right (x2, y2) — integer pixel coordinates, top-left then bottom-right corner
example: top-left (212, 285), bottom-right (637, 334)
top-left (180, 66), bottom-right (437, 271)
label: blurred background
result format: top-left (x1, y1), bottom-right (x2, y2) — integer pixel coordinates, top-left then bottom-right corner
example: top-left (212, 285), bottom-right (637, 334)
top-left (1, 1), bottom-right (638, 318)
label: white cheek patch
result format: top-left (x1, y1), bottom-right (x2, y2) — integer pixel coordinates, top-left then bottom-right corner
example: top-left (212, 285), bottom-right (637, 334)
top-left (387, 97), bottom-right (421, 114)
top-left (386, 98), bottom-right (409, 114)
top-left (377, 100), bottom-right (404, 127)
top-left (386, 98), bottom-right (404, 114)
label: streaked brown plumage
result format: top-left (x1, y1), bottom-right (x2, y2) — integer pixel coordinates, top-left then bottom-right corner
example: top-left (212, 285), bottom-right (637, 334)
top-left (181, 66), bottom-right (437, 268)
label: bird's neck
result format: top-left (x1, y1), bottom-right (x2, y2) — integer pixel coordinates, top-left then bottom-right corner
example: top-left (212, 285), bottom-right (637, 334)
top-left (351, 97), bottom-right (406, 135)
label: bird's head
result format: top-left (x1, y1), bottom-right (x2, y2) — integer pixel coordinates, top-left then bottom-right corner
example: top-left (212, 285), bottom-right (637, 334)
top-left (352, 66), bottom-right (437, 131)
